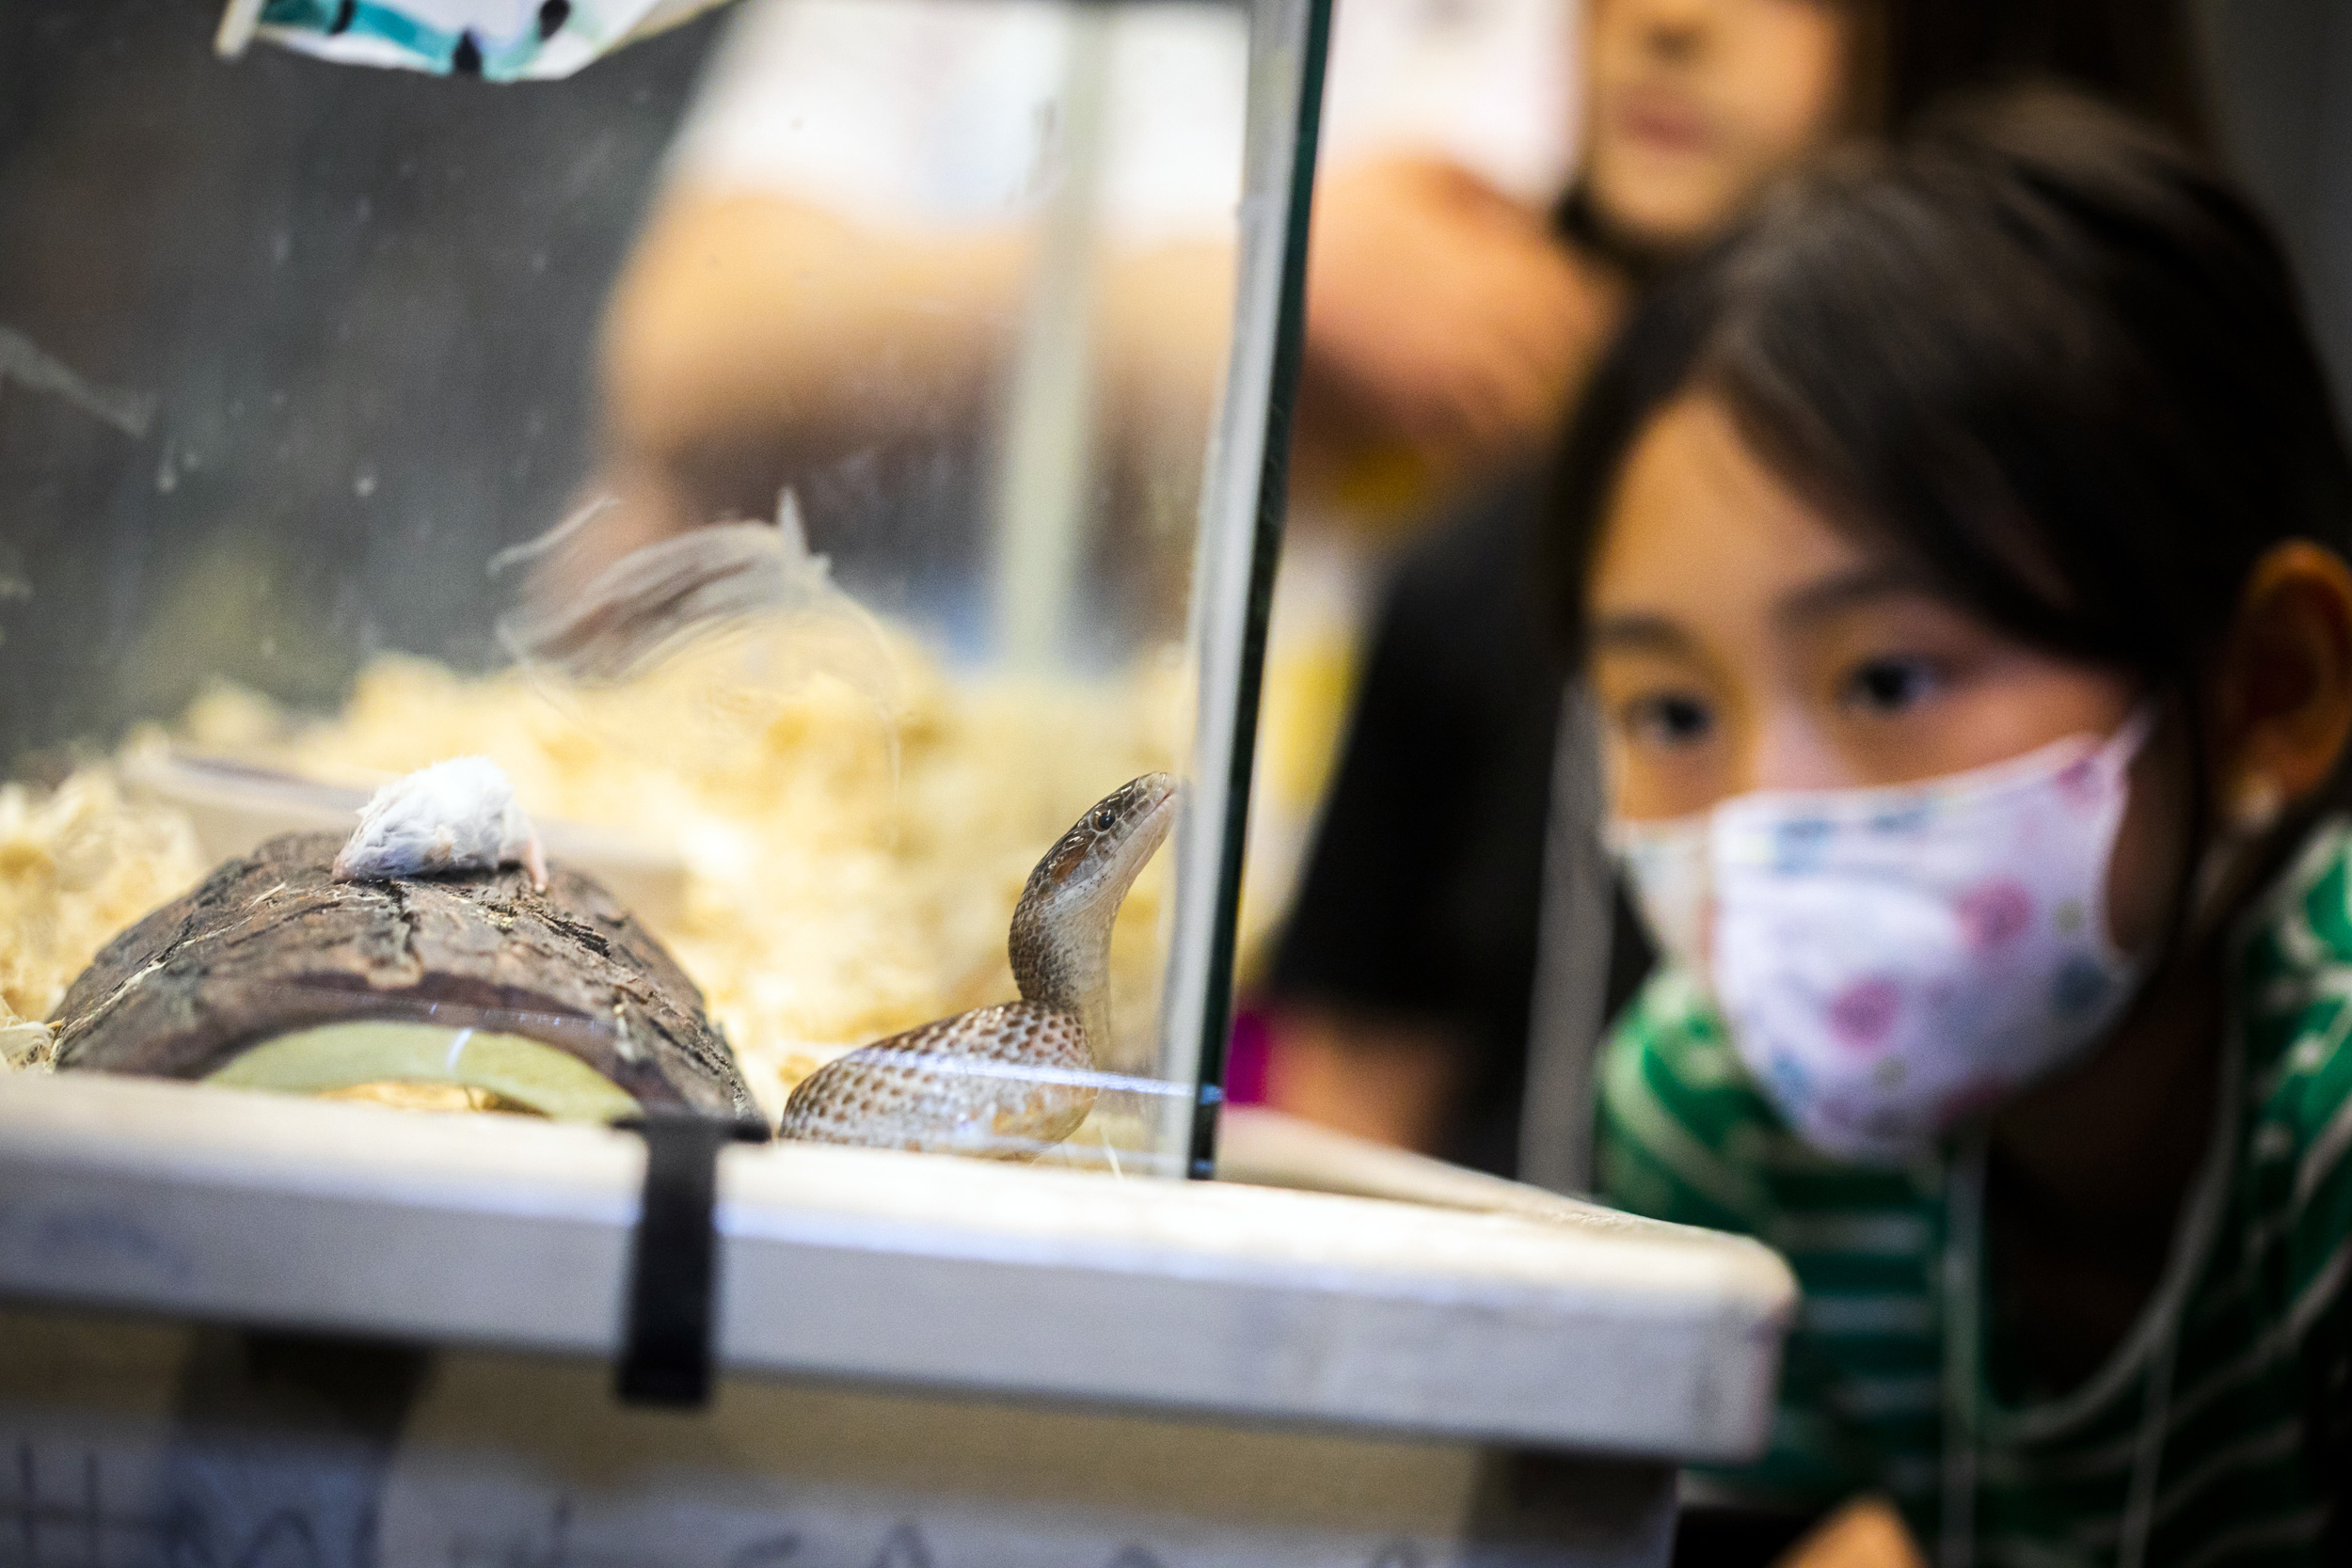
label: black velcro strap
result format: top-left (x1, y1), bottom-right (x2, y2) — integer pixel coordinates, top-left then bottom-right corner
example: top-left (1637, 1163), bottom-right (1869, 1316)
top-left (612, 1108), bottom-right (771, 1407)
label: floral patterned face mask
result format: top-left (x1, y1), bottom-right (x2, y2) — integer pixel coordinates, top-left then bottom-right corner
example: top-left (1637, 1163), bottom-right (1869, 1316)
top-left (1609, 711), bottom-right (2153, 1165)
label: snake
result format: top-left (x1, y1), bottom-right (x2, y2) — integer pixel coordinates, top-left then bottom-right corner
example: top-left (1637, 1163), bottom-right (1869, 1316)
top-left (777, 772), bottom-right (1178, 1159)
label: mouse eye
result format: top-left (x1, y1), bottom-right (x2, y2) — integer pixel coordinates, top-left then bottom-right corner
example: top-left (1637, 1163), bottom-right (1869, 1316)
top-left (1093, 808), bottom-right (1118, 831)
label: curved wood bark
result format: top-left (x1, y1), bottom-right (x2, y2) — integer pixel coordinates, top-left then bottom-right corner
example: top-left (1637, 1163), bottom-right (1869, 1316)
top-left (52, 832), bottom-right (754, 1117)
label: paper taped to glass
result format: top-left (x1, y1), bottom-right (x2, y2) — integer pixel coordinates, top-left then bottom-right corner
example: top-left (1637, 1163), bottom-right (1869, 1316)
top-left (215, 0), bottom-right (731, 79)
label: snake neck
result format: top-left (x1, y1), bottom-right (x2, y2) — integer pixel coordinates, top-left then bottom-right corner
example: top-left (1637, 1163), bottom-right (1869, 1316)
top-left (1009, 899), bottom-right (1116, 1064)
top-left (1005, 773), bottom-right (1177, 1067)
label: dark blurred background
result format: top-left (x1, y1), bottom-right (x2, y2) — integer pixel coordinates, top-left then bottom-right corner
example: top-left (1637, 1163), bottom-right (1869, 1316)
top-left (2201, 1), bottom-right (2352, 455)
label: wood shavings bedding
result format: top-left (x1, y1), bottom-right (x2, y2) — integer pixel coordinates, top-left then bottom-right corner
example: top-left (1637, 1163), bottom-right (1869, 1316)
top-left (176, 632), bottom-right (1186, 1123)
top-left (0, 767), bottom-right (205, 1044)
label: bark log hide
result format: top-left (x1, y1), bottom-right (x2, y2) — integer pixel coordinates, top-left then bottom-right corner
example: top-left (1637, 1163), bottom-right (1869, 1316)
top-left (50, 832), bottom-right (754, 1117)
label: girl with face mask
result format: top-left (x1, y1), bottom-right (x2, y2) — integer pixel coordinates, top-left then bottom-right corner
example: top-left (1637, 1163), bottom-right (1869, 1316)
top-left (1264, 0), bottom-right (2209, 1180)
top-left (1566, 91), bottom-right (2352, 1566)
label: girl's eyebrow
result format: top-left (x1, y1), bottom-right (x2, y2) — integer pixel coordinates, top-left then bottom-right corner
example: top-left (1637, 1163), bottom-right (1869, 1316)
top-left (1589, 611), bottom-right (1695, 654)
top-left (1774, 564), bottom-right (1937, 628)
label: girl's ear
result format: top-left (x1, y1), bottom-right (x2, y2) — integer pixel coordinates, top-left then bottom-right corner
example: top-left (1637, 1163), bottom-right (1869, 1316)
top-left (2210, 541), bottom-right (2352, 826)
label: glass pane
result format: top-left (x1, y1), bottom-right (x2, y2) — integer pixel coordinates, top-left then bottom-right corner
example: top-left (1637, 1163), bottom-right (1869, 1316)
top-left (0, 0), bottom-right (1295, 1180)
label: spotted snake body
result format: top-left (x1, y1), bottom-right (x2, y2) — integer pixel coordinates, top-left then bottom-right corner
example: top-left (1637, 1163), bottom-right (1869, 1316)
top-left (778, 773), bottom-right (1177, 1158)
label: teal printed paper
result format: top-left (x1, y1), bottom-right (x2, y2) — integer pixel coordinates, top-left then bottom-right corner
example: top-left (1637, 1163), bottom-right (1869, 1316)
top-left (230, 0), bottom-right (727, 79)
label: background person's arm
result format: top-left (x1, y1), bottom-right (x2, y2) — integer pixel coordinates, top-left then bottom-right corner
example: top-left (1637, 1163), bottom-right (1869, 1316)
top-left (594, 152), bottom-right (1625, 539)
top-left (1292, 155), bottom-right (1625, 522)
top-left (597, 189), bottom-right (1028, 539)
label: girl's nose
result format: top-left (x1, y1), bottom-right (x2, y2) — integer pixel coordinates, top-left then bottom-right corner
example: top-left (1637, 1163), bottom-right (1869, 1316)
top-left (1740, 709), bottom-right (1849, 797)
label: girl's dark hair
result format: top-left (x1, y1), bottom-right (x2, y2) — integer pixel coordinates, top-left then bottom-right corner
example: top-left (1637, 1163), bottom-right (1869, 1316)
top-left (1548, 87), bottom-right (2352, 694)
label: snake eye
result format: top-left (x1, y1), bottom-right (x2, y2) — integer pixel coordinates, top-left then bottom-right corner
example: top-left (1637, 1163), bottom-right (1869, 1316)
top-left (1093, 808), bottom-right (1118, 832)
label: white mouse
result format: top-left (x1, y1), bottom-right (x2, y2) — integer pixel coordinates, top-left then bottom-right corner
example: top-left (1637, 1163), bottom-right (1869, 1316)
top-left (331, 755), bottom-right (548, 889)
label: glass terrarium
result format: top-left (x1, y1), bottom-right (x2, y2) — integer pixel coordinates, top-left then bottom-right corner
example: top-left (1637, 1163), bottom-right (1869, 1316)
top-left (0, 0), bottom-right (1325, 1180)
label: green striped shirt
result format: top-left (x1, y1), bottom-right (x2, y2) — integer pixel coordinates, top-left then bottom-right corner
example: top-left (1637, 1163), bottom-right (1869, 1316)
top-left (1597, 819), bottom-right (2352, 1566)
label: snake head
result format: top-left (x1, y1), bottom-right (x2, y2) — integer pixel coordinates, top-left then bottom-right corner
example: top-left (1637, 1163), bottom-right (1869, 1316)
top-left (1008, 773), bottom-right (1180, 1020)
top-left (1023, 772), bottom-right (1180, 916)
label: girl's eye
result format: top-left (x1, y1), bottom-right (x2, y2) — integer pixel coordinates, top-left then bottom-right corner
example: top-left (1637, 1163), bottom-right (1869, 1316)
top-left (1625, 692), bottom-right (1715, 748)
top-left (1841, 656), bottom-right (1943, 716)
